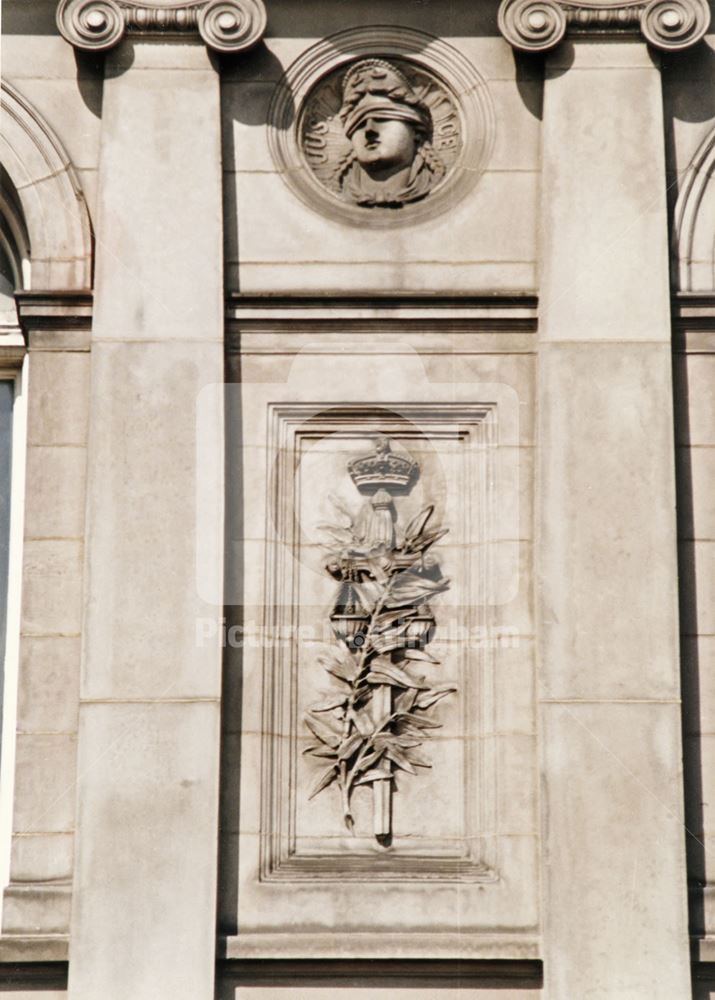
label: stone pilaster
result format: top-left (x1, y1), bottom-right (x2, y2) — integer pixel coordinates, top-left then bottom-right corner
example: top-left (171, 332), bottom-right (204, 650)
top-left (57, 5), bottom-right (265, 997)
top-left (2, 295), bottom-right (90, 954)
top-left (498, 4), bottom-right (704, 996)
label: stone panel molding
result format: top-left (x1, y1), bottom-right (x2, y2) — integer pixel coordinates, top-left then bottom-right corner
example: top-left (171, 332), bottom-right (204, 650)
top-left (257, 404), bottom-right (499, 882)
top-left (55, 0), bottom-right (267, 53)
top-left (268, 28), bottom-right (496, 228)
top-left (0, 83), bottom-right (92, 291)
top-left (674, 124), bottom-right (715, 292)
top-left (498, 0), bottom-right (710, 51)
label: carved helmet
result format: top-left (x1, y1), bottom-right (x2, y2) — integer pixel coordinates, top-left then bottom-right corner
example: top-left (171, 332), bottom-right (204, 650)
top-left (338, 58), bottom-right (432, 140)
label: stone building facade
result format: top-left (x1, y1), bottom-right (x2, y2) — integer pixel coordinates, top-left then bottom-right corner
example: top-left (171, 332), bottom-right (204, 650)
top-left (1, 0), bottom-right (715, 997)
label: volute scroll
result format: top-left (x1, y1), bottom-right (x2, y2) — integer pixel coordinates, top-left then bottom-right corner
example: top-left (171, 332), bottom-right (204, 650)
top-left (56, 0), bottom-right (267, 53)
top-left (498, 0), bottom-right (710, 52)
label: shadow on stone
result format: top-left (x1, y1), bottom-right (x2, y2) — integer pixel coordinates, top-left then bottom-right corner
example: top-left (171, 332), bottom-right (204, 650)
top-left (74, 50), bottom-right (104, 119)
top-left (216, 361), bottom-right (245, 938)
top-left (673, 355), bottom-right (707, 986)
top-left (214, 959), bottom-right (544, 996)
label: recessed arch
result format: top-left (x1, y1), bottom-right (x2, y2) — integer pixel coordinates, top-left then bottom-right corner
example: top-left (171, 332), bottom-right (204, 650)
top-left (0, 81), bottom-right (92, 291)
top-left (0, 168), bottom-right (29, 328)
top-left (674, 122), bottom-right (715, 293)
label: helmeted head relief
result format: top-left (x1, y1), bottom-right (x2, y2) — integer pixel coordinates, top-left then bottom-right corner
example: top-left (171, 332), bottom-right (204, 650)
top-left (338, 59), bottom-right (432, 140)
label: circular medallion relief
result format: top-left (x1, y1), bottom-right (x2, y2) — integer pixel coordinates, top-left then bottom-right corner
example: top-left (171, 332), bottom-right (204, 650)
top-left (268, 28), bottom-right (495, 227)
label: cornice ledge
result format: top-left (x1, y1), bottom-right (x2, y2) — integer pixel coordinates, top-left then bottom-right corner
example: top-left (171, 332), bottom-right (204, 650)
top-left (15, 291), bottom-right (93, 352)
top-left (498, 0), bottom-right (710, 52)
top-left (56, 0), bottom-right (266, 53)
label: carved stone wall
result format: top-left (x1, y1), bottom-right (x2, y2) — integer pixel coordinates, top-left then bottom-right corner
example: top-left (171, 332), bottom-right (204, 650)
top-left (220, 317), bottom-right (538, 960)
top-left (1, 0), bottom-right (715, 996)
top-left (267, 29), bottom-right (495, 226)
top-left (223, 7), bottom-right (538, 293)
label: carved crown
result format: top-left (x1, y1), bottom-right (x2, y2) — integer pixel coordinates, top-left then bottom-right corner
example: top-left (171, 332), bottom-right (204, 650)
top-left (347, 436), bottom-right (418, 494)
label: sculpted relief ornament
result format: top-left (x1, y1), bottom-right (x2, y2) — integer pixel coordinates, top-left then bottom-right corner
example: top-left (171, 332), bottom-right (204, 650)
top-left (498, 0), bottom-right (710, 51)
top-left (56, 0), bottom-right (266, 52)
top-left (304, 59), bottom-right (449, 209)
top-left (269, 28), bottom-right (495, 225)
top-left (303, 437), bottom-right (456, 844)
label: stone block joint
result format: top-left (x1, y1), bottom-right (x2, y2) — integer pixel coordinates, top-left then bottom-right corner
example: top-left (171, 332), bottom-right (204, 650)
top-left (498, 0), bottom-right (710, 51)
top-left (55, 0), bottom-right (267, 53)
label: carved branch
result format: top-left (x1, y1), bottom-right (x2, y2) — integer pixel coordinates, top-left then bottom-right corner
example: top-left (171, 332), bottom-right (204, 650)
top-left (305, 438), bottom-right (456, 844)
top-left (498, 0), bottom-right (710, 51)
top-left (56, 0), bottom-right (267, 53)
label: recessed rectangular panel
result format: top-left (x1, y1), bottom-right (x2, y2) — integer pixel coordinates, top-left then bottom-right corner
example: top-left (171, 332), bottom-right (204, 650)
top-left (261, 405), bottom-right (494, 880)
top-left (228, 359), bottom-right (537, 956)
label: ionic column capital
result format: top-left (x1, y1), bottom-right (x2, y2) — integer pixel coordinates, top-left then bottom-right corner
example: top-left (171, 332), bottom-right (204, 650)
top-left (498, 0), bottom-right (710, 52)
top-left (56, 0), bottom-right (266, 54)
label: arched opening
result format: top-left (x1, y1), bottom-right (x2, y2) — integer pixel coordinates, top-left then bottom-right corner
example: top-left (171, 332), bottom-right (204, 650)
top-left (0, 82), bottom-right (92, 896)
top-left (674, 124), bottom-right (715, 293)
top-left (0, 81), bottom-right (92, 293)
top-left (0, 166), bottom-right (30, 329)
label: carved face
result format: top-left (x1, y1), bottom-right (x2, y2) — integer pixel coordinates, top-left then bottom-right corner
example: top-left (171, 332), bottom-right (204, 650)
top-left (348, 116), bottom-right (418, 177)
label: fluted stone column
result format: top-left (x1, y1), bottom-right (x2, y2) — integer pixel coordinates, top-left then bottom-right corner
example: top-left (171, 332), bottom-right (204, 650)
top-left (56, 4), bottom-right (265, 998)
top-left (499, 2), bottom-right (710, 997)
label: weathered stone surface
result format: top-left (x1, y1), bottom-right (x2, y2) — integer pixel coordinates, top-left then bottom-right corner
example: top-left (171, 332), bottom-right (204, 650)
top-left (12, 735), bottom-right (76, 834)
top-left (26, 354), bottom-right (90, 448)
top-left (67, 37), bottom-right (225, 1000)
top-left (227, 169), bottom-right (538, 294)
top-left (17, 637), bottom-right (79, 733)
top-left (542, 702), bottom-right (690, 998)
top-left (81, 341), bottom-right (224, 701)
top-left (539, 342), bottom-right (681, 700)
top-left (70, 703), bottom-right (220, 998)
top-left (541, 48), bottom-right (670, 343)
top-left (222, 331), bottom-right (538, 955)
top-left (675, 354), bottom-right (715, 446)
top-left (537, 37), bottom-right (690, 1000)
top-left (23, 446), bottom-right (86, 541)
top-left (1, 0), bottom-right (712, 991)
top-left (20, 541), bottom-right (83, 637)
top-left (2, 884), bottom-right (72, 936)
top-left (10, 833), bottom-right (73, 884)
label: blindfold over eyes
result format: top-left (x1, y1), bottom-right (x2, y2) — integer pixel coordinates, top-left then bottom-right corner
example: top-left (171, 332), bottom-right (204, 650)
top-left (342, 97), bottom-right (429, 139)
